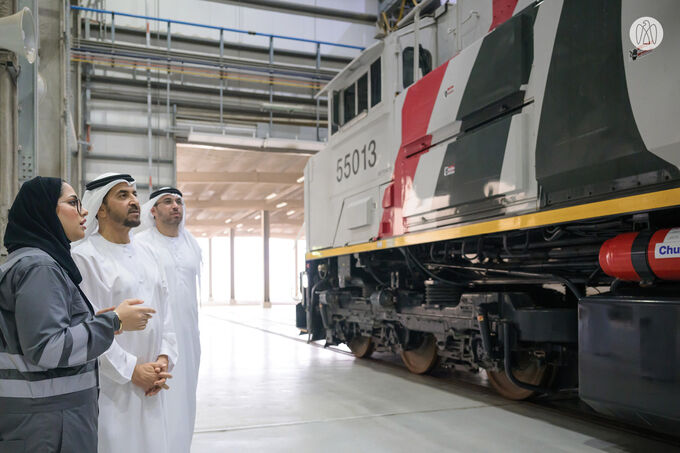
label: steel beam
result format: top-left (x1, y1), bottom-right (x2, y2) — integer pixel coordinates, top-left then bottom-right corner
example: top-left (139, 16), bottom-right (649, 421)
top-left (187, 227), bottom-right (300, 240)
top-left (206, 0), bottom-right (377, 25)
top-left (187, 218), bottom-right (302, 228)
top-left (84, 153), bottom-right (174, 165)
top-left (177, 171), bottom-right (302, 184)
top-left (71, 5), bottom-right (364, 50)
top-left (186, 199), bottom-right (303, 210)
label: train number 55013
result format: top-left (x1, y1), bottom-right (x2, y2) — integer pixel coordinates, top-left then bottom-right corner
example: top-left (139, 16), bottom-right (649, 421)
top-left (336, 140), bottom-right (377, 182)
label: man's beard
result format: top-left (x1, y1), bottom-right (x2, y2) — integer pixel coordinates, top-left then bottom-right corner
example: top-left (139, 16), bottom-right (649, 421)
top-left (123, 218), bottom-right (141, 227)
top-left (109, 208), bottom-right (141, 227)
top-left (159, 212), bottom-right (182, 226)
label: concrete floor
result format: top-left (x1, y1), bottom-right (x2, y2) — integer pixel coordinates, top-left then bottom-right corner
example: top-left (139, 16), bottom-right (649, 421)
top-left (191, 305), bottom-right (679, 453)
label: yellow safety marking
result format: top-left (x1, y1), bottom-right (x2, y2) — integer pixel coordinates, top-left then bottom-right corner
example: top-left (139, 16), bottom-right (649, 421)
top-left (306, 187), bottom-right (680, 260)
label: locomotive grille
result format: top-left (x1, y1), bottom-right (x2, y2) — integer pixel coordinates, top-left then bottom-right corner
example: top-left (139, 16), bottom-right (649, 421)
top-left (424, 280), bottom-right (462, 306)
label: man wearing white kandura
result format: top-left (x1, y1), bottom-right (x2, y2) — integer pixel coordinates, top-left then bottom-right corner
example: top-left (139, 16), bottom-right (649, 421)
top-left (135, 186), bottom-right (202, 453)
top-left (72, 173), bottom-right (178, 453)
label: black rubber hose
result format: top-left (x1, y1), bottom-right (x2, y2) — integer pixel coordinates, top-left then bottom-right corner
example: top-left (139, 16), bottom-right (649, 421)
top-left (399, 247), bottom-right (465, 287)
top-left (502, 322), bottom-right (553, 394)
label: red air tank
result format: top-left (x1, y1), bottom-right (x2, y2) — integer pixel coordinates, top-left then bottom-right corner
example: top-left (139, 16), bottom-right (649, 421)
top-left (599, 228), bottom-right (680, 281)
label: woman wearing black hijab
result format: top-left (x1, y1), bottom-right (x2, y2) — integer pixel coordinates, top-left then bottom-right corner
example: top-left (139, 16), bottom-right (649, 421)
top-left (0, 177), bottom-right (156, 452)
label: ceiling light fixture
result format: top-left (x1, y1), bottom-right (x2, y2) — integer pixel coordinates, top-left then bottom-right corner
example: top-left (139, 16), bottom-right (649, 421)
top-left (266, 193), bottom-right (277, 200)
top-left (254, 214), bottom-right (261, 220)
top-left (276, 202), bottom-right (288, 208)
top-left (286, 210), bottom-right (296, 216)
top-left (224, 218), bottom-right (232, 224)
top-left (236, 223), bottom-right (243, 228)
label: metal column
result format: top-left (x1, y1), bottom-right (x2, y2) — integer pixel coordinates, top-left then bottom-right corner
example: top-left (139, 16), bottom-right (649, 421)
top-left (17, 0), bottom-right (38, 184)
top-left (294, 239), bottom-right (299, 300)
top-left (262, 210), bottom-right (271, 308)
top-left (166, 22), bottom-right (172, 184)
top-left (315, 42), bottom-right (320, 141)
top-left (0, 53), bottom-right (17, 260)
top-left (229, 227), bottom-right (236, 304)
top-left (268, 36), bottom-right (273, 135)
top-left (208, 237), bottom-right (214, 302)
top-left (219, 29), bottom-right (224, 125)
top-left (145, 6), bottom-right (153, 191)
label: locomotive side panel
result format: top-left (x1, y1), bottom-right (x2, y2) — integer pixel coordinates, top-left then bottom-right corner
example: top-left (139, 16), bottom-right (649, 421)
top-left (306, 51), bottom-right (399, 250)
top-left (623, 0), bottom-right (680, 168)
top-left (535, 0), bottom-right (680, 207)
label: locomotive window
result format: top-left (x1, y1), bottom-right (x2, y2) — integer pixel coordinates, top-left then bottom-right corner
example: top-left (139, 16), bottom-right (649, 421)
top-left (402, 45), bottom-right (432, 88)
top-left (343, 83), bottom-right (356, 124)
top-left (331, 90), bottom-right (341, 134)
top-left (357, 73), bottom-right (368, 114)
top-left (370, 58), bottom-right (381, 107)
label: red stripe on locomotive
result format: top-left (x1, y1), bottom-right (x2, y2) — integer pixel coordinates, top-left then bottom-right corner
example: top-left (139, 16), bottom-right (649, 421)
top-left (378, 62), bottom-right (449, 239)
top-left (490, 0), bottom-right (520, 31)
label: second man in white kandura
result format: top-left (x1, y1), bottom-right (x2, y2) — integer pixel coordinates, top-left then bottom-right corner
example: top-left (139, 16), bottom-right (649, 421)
top-left (135, 187), bottom-right (202, 453)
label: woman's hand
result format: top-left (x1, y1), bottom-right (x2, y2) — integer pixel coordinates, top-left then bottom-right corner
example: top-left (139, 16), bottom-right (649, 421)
top-left (113, 299), bottom-right (156, 331)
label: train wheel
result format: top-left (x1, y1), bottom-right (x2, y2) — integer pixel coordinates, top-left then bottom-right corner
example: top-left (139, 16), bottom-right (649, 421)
top-left (348, 336), bottom-right (374, 358)
top-left (400, 334), bottom-right (439, 374)
top-left (486, 355), bottom-right (547, 400)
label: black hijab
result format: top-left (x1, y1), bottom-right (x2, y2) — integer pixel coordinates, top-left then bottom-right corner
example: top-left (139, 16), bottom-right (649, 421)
top-left (3, 176), bottom-right (83, 285)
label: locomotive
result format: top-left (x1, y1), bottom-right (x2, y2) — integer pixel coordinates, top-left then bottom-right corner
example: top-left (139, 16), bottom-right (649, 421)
top-left (298, 0), bottom-right (680, 433)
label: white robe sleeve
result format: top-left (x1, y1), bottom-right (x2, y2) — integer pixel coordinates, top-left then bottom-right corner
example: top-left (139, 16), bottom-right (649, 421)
top-left (73, 251), bottom-right (138, 384)
top-left (157, 259), bottom-right (178, 371)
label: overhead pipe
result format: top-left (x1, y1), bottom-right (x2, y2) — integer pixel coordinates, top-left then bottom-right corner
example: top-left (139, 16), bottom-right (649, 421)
top-left (70, 46), bottom-right (333, 86)
top-left (86, 75), bottom-right (327, 106)
top-left (78, 23), bottom-right (353, 65)
top-left (88, 90), bottom-right (326, 126)
top-left (87, 87), bottom-right (323, 121)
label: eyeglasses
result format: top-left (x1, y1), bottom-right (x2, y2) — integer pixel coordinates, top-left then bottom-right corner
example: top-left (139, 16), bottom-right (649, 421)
top-left (61, 197), bottom-right (83, 215)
